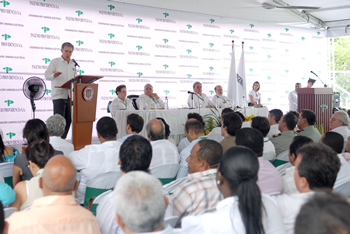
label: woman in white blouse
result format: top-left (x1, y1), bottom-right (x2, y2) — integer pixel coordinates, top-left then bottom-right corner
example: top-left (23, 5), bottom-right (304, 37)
top-left (248, 81), bottom-right (262, 106)
top-left (110, 85), bottom-right (135, 116)
top-left (182, 146), bottom-right (285, 234)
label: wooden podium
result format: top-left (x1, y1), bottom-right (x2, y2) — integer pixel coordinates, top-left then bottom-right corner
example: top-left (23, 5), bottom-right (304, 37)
top-left (57, 75), bottom-right (103, 150)
top-left (298, 88), bottom-right (333, 132)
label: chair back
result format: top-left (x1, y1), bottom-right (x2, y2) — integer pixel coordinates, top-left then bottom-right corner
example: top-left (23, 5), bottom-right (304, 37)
top-left (272, 150), bottom-right (289, 167)
top-left (4, 207), bottom-right (17, 218)
top-left (164, 216), bottom-right (179, 228)
top-left (91, 190), bottom-right (112, 216)
top-left (150, 164), bottom-right (180, 185)
top-left (0, 162), bottom-right (14, 188)
top-left (127, 94), bottom-right (139, 110)
top-left (84, 170), bottom-right (122, 208)
top-left (334, 181), bottom-right (350, 198)
top-left (107, 101), bottom-right (112, 113)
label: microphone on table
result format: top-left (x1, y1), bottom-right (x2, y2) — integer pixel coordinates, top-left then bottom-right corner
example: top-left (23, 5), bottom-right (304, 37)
top-left (72, 59), bottom-right (80, 68)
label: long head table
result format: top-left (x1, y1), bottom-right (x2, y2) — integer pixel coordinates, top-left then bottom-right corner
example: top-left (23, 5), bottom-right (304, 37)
top-left (113, 107), bottom-right (269, 145)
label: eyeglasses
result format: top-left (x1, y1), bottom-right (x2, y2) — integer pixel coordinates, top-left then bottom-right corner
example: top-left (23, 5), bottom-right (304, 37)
top-left (330, 118), bottom-right (339, 121)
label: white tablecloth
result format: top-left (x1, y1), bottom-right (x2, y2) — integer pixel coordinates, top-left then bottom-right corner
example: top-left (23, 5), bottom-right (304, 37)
top-left (113, 107), bottom-right (268, 145)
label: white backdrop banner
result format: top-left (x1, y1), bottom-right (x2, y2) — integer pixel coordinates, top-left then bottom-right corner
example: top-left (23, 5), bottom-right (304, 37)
top-left (0, 0), bottom-right (327, 144)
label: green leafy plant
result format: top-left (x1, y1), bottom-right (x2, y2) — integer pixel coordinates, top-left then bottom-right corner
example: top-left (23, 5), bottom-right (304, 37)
top-left (203, 107), bottom-right (237, 135)
top-left (314, 123), bottom-right (324, 135)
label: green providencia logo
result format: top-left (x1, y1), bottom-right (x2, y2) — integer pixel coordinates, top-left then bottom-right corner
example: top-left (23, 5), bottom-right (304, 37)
top-left (301, 77), bottom-right (305, 81)
top-left (3, 67), bottom-right (12, 73)
top-left (76, 10), bottom-right (83, 16)
top-left (6, 132), bottom-right (16, 139)
top-left (136, 45), bottom-right (142, 51)
top-left (285, 28), bottom-right (289, 32)
top-left (2, 34), bottom-right (11, 40)
top-left (0, 1), bottom-right (10, 7)
top-left (163, 39), bottom-right (168, 44)
top-left (301, 37), bottom-right (305, 41)
top-left (249, 46), bottom-right (253, 50)
top-left (163, 64), bottom-right (169, 69)
top-left (209, 90), bottom-right (214, 95)
top-left (186, 49), bottom-right (192, 54)
top-left (41, 27), bottom-right (49, 33)
top-left (301, 57), bottom-right (305, 60)
top-left (78, 70), bottom-right (84, 75)
top-left (44, 89), bottom-right (51, 95)
top-left (285, 70), bottom-right (289, 73)
top-left (209, 43), bottom-right (214, 47)
top-left (267, 55), bottom-right (271, 59)
top-left (186, 24), bottom-right (192, 29)
top-left (210, 19), bottom-right (215, 24)
top-left (137, 72), bottom-right (143, 77)
top-left (108, 5), bottom-right (115, 10)
top-left (285, 91), bottom-right (289, 94)
top-left (249, 68), bottom-right (253, 72)
top-left (250, 24), bottom-right (254, 28)
top-left (136, 18), bottom-right (142, 24)
top-left (42, 58), bottom-right (50, 64)
top-left (109, 61), bottom-right (115, 67)
top-left (229, 29), bottom-right (234, 34)
top-left (209, 67), bottom-right (214, 71)
top-left (163, 12), bottom-right (169, 18)
top-left (267, 98), bottom-right (271, 102)
top-left (285, 49), bottom-right (289, 53)
top-left (317, 31), bottom-right (320, 35)
top-left (109, 89), bottom-right (116, 95)
top-left (267, 76), bottom-right (271, 81)
top-left (187, 74), bottom-right (192, 79)
top-left (4, 100), bottom-right (13, 106)
top-left (229, 53), bottom-right (232, 57)
top-left (164, 90), bottom-right (169, 95)
top-left (108, 33), bottom-right (115, 39)
top-left (76, 40), bottom-right (83, 46)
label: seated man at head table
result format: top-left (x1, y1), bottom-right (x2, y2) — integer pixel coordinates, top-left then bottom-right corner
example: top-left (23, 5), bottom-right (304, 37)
top-left (187, 81), bottom-right (215, 108)
top-left (136, 83), bottom-right (165, 110)
top-left (211, 85), bottom-right (234, 108)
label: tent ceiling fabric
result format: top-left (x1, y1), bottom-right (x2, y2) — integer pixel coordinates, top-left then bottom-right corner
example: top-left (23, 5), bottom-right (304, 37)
top-left (108, 0), bottom-right (350, 37)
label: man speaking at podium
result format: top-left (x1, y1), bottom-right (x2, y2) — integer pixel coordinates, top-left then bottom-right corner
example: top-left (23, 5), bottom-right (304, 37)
top-left (45, 42), bottom-right (76, 139)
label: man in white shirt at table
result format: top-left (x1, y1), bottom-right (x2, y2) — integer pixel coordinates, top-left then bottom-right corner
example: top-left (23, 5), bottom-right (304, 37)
top-left (288, 83), bottom-right (301, 112)
top-left (136, 83), bottom-right (165, 110)
top-left (211, 85), bottom-right (233, 108)
top-left (68, 116), bottom-right (122, 204)
top-left (45, 42), bottom-right (76, 139)
top-left (146, 119), bottom-right (179, 169)
top-left (187, 82), bottom-right (215, 108)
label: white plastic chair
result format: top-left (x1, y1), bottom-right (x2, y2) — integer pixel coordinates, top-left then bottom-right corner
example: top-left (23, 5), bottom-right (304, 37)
top-left (4, 207), bottom-right (17, 218)
top-left (276, 150), bottom-right (289, 161)
top-left (164, 216), bottom-right (179, 228)
top-left (151, 164), bottom-right (180, 185)
top-left (0, 162), bottom-right (14, 187)
top-left (334, 181), bottom-right (350, 198)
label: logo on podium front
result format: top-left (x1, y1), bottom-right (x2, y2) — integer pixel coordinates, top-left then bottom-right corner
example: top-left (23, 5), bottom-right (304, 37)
top-left (83, 86), bottom-right (94, 101)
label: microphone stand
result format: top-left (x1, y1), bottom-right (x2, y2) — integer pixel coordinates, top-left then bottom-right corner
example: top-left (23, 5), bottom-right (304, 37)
top-left (311, 71), bottom-right (327, 87)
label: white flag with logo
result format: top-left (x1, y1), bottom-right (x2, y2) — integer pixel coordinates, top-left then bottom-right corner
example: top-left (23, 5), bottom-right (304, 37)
top-left (227, 42), bottom-right (236, 102)
top-left (236, 44), bottom-right (247, 106)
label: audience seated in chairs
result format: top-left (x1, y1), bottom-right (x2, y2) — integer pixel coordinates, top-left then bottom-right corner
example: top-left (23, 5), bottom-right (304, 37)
top-left (117, 113), bottom-right (144, 144)
top-left (146, 119), bottom-right (179, 169)
top-left (206, 108), bottom-right (234, 143)
top-left (320, 132), bottom-right (350, 197)
top-left (156, 117), bottom-right (176, 145)
top-left (270, 112), bottom-right (297, 156)
top-left (295, 192), bottom-right (350, 234)
top-left (10, 141), bottom-right (55, 211)
top-left (171, 139), bottom-right (223, 217)
top-left (0, 201), bottom-right (8, 234)
top-left (68, 116), bottom-right (122, 205)
top-left (251, 116), bottom-right (276, 161)
top-left (181, 146), bottom-right (285, 234)
top-left (267, 109), bottom-right (283, 139)
top-left (6, 155), bottom-right (100, 233)
top-left (177, 113), bottom-right (206, 153)
top-left (279, 136), bottom-right (313, 195)
top-left (96, 135), bottom-right (173, 234)
top-left (295, 109), bottom-right (321, 142)
top-left (114, 171), bottom-right (173, 234)
top-left (0, 134), bottom-right (19, 163)
top-left (46, 114), bottom-right (74, 157)
top-left (219, 112), bottom-right (242, 153)
top-left (276, 143), bottom-right (341, 234)
top-left (13, 119), bottom-right (63, 186)
top-left (235, 128), bottom-right (283, 195)
top-left (176, 119), bottom-right (207, 179)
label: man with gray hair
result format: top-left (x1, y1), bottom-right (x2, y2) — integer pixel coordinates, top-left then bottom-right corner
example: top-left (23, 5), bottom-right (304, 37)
top-left (114, 171), bottom-right (172, 234)
top-left (136, 83), bottom-right (165, 110)
top-left (6, 155), bottom-right (100, 233)
top-left (146, 119), bottom-right (179, 169)
top-left (45, 42), bottom-right (76, 139)
top-left (187, 81), bottom-right (215, 108)
top-left (46, 114), bottom-right (74, 156)
top-left (330, 110), bottom-right (350, 152)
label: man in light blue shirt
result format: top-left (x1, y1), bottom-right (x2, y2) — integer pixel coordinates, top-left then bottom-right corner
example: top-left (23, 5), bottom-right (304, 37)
top-left (117, 113), bottom-right (144, 143)
top-left (176, 119), bottom-right (207, 179)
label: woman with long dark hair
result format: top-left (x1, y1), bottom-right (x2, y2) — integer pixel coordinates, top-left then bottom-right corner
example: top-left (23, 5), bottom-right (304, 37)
top-left (0, 134), bottom-right (19, 163)
top-left (182, 146), bottom-right (285, 234)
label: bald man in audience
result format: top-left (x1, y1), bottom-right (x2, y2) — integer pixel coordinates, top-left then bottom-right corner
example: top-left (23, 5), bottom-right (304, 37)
top-left (6, 156), bottom-right (100, 233)
top-left (295, 109), bottom-right (321, 142)
top-left (146, 119), bottom-right (179, 168)
top-left (330, 110), bottom-right (350, 152)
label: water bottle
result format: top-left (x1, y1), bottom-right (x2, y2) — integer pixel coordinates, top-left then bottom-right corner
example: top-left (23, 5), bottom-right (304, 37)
top-left (139, 96), bottom-right (143, 110)
top-left (165, 96), bottom-right (169, 110)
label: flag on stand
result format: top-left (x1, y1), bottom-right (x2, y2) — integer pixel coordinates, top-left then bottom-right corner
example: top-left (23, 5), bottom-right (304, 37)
top-left (236, 43), bottom-right (247, 106)
top-left (227, 41), bottom-right (236, 102)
